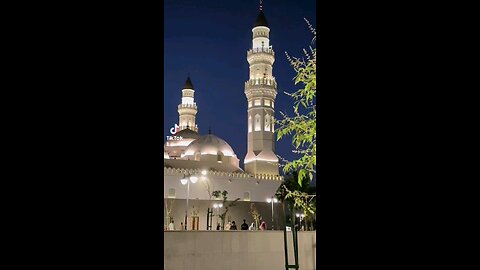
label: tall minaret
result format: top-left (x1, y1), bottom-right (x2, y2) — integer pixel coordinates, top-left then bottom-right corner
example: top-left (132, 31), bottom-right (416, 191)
top-left (178, 76), bottom-right (198, 132)
top-left (244, 2), bottom-right (279, 176)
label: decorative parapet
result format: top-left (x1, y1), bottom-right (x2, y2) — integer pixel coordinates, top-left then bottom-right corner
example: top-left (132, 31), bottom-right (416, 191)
top-left (244, 79), bottom-right (277, 99)
top-left (247, 48), bottom-right (275, 65)
top-left (247, 47), bottom-right (275, 57)
top-left (163, 167), bottom-right (283, 181)
top-left (245, 78), bottom-right (277, 88)
top-left (178, 103), bottom-right (197, 110)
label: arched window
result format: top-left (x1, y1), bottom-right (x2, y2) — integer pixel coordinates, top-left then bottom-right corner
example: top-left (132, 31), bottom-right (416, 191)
top-left (264, 113), bottom-right (271, 131)
top-left (217, 151), bottom-right (223, 162)
top-left (248, 115), bottom-right (252, 132)
top-left (244, 192), bottom-right (251, 201)
top-left (195, 152), bottom-right (201, 161)
top-left (254, 114), bottom-right (261, 131)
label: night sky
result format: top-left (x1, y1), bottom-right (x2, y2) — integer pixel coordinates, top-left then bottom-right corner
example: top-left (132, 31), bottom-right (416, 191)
top-left (164, 0), bottom-right (316, 175)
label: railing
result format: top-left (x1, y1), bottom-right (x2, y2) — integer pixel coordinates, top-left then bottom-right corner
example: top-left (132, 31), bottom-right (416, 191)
top-left (247, 47), bottom-right (275, 56)
top-left (245, 78), bottom-right (277, 88)
top-left (178, 103), bottom-right (197, 110)
top-left (163, 167), bottom-right (283, 181)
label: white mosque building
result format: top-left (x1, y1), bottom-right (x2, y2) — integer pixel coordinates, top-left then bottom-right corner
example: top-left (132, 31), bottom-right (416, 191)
top-left (164, 7), bottom-right (284, 230)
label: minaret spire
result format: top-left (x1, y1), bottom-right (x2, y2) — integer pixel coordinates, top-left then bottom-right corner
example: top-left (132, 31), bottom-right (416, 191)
top-left (177, 76), bottom-right (198, 132)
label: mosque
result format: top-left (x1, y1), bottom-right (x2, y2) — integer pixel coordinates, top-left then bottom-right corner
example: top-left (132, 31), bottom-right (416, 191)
top-left (164, 5), bottom-right (285, 230)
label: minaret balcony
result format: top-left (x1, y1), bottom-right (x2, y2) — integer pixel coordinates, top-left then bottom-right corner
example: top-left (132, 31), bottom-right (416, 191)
top-left (244, 80), bottom-right (277, 98)
top-left (178, 103), bottom-right (197, 110)
top-left (247, 47), bottom-right (274, 56)
top-left (247, 48), bottom-right (275, 64)
top-left (245, 78), bottom-right (277, 88)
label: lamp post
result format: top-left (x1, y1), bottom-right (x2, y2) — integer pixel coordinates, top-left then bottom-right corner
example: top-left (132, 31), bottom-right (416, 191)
top-left (181, 174), bottom-right (198, 230)
top-left (266, 196), bottom-right (278, 230)
top-left (296, 213), bottom-right (305, 231)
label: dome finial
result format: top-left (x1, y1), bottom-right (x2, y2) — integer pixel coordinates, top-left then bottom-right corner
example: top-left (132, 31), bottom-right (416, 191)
top-left (259, 0), bottom-right (263, 11)
top-left (208, 127), bottom-right (212, 134)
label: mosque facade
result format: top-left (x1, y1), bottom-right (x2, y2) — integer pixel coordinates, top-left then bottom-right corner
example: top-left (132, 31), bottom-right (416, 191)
top-left (164, 7), bottom-right (284, 230)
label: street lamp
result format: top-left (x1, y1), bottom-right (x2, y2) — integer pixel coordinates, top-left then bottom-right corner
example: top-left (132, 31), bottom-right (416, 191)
top-left (296, 213), bottom-right (305, 231)
top-left (266, 196), bottom-right (279, 230)
top-left (181, 174), bottom-right (198, 230)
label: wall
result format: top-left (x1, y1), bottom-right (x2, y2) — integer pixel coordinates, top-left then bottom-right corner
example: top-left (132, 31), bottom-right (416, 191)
top-left (164, 169), bottom-right (282, 202)
top-left (164, 231), bottom-right (316, 270)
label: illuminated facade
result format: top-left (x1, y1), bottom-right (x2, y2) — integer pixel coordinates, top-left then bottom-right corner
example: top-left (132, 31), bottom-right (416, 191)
top-left (164, 6), bottom-right (282, 230)
top-left (244, 9), bottom-right (279, 176)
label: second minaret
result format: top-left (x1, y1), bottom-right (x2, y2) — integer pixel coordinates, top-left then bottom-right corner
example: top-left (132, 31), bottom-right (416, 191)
top-left (244, 8), bottom-right (279, 176)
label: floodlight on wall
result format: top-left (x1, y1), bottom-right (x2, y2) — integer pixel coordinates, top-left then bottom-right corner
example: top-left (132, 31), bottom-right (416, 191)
top-left (201, 170), bottom-right (207, 176)
top-left (190, 175), bottom-right (198, 183)
top-left (180, 177), bottom-right (188, 185)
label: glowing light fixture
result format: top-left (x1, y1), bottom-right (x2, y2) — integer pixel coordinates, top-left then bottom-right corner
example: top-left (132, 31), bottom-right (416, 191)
top-left (201, 170), bottom-right (207, 176)
top-left (190, 176), bottom-right (198, 183)
top-left (180, 178), bottom-right (188, 185)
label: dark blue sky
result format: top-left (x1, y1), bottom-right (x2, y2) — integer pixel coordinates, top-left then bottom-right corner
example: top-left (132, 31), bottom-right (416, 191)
top-left (164, 0), bottom-right (316, 174)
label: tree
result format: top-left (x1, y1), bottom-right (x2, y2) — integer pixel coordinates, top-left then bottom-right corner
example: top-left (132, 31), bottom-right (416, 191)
top-left (276, 18), bottom-right (316, 187)
top-left (249, 203), bottom-right (262, 230)
top-left (164, 198), bottom-right (175, 225)
top-left (212, 190), bottom-right (240, 230)
top-left (276, 172), bottom-right (316, 217)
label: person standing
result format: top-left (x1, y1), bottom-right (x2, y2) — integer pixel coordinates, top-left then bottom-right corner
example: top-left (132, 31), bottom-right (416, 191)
top-left (231, 221), bottom-right (237, 230)
top-left (241, 219), bottom-right (249, 230)
top-left (249, 222), bottom-right (256, 231)
top-left (216, 223), bottom-right (221, 230)
top-left (225, 221), bottom-right (231, 230)
top-left (179, 222), bottom-right (184, 230)
top-left (260, 221), bottom-right (266, 231)
top-left (168, 220), bottom-right (175, 231)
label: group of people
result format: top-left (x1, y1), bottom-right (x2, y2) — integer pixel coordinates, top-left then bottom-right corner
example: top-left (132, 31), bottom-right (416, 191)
top-left (166, 219), bottom-right (268, 231)
top-left (217, 219), bottom-right (267, 231)
top-left (166, 220), bottom-right (185, 231)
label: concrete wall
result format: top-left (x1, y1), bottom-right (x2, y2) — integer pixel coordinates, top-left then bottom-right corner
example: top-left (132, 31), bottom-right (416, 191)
top-left (164, 231), bottom-right (316, 270)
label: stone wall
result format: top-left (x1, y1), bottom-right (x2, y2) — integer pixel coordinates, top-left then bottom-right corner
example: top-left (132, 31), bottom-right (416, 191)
top-left (164, 231), bottom-right (316, 270)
